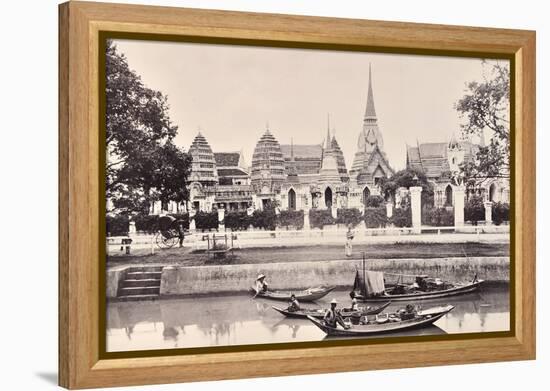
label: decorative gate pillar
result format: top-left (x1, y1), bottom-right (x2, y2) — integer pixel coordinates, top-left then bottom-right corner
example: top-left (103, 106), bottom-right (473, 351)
top-left (331, 205), bottom-right (338, 219)
top-left (453, 186), bottom-right (465, 228)
top-left (410, 186), bottom-right (422, 233)
top-left (484, 201), bottom-right (493, 226)
top-left (128, 220), bottom-right (136, 236)
top-left (386, 202), bottom-right (393, 219)
top-left (218, 208), bottom-right (225, 231)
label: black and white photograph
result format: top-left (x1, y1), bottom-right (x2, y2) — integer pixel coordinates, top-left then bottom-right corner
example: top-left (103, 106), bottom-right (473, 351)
top-left (104, 38), bottom-right (511, 352)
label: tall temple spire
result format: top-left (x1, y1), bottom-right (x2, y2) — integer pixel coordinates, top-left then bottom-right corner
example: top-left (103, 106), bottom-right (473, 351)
top-left (364, 63), bottom-right (377, 119)
top-left (325, 114), bottom-right (331, 150)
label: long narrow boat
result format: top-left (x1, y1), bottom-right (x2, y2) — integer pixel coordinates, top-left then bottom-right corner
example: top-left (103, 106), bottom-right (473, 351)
top-left (354, 279), bottom-right (483, 302)
top-left (271, 301), bottom-right (391, 319)
top-left (352, 253), bottom-right (483, 302)
top-left (307, 305), bottom-right (454, 336)
top-left (250, 285), bottom-right (336, 302)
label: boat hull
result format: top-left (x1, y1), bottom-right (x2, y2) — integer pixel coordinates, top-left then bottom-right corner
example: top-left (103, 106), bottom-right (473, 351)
top-left (251, 286), bottom-right (336, 302)
top-left (271, 301), bottom-right (391, 319)
top-left (307, 305), bottom-right (454, 336)
top-left (355, 280), bottom-right (483, 302)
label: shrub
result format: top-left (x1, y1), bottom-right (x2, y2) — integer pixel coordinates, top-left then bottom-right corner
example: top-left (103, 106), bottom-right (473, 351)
top-left (364, 207), bottom-right (387, 228)
top-left (464, 195), bottom-right (485, 225)
top-left (422, 207), bottom-right (454, 226)
top-left (224, 211), bottom-right (251, 231)
top-left (133, 214), bottom-right (158, 233)
top-left (278, 210), bottom-right (304, 230)
top-left (194, 211), bottom-right (219, 230)
top-left (106, 214), bottom-right (129, 236)
top-left (251, 208), bottom-right (277, 230)
top-left (391, 207), bottom-right (412, 227)
top-left (132, 213), bottom-right (189, 233)
top-left (492, 202), bottom-right (510, 225)
top-left (336, 208), bottom-right (363, 227)
top-left (365, 195), bottom-right (385, 208)
top-left (309, 209), bottom-right (335, 229)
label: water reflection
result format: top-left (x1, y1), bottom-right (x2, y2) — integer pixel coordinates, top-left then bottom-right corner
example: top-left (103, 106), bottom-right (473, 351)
top-left (106, 284), bottom-right (509, 352)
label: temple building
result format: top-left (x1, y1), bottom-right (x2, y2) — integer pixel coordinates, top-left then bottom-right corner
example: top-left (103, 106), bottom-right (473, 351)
top-left (406, 131), bottom-right (510, 207)
top-left (183, 65), bottom-right (394, 213)
top-left (184, 65), bottom-right (395, 213)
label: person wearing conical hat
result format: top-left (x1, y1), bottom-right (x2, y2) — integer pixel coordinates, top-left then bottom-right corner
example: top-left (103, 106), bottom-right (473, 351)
top-left (255, 274), bottom-right (268, 294)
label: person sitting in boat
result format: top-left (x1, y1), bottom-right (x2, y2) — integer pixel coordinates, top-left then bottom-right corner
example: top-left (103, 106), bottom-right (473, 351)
top-left (348, 291), bottom-right (359, 311)
top-left (255, 274), bottom-right (268, 293)
top-left (324, 299), bottom-right (350, 329)
top-left (287, 294), bottom-right (301, 312)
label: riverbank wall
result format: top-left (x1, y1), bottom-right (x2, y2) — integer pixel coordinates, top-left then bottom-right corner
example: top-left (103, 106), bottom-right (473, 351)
top-left (106, 257), bottom-right (509, 299)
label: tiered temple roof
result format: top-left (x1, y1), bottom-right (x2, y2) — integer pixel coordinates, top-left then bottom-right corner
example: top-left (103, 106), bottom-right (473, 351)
top-left (188, 132), bottom-right (218, 186)
top-left (250, 127), bottom-right (286, 193)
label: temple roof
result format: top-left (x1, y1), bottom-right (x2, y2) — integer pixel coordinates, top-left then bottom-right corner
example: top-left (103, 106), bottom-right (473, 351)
top-left (214, 152), bottom-right (240, 167)
top-left (280, 144), bottom-right (323, 160)
top-left (407, 141), bottom-right (479, 179)
top-left (217, 168), bottom-right (249, 177)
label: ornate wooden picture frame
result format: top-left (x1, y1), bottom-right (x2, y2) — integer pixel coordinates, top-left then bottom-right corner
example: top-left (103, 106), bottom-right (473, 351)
top-left (59, 1), bottom-right (535, 389)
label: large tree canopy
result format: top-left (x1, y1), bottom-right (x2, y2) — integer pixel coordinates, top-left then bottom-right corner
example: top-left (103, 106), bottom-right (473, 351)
top-left (106, 41), bottom-right (191, 214)
top-left (455, 62), bottom-right (510, 185)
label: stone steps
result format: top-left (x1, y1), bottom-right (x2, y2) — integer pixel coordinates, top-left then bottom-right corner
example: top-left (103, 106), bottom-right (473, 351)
top-left (122, 278), bottom-right (161, 288)
top-left (116, 294), bottom-right (160, 302)
top-left (126, 271), bottom-right (162, 280)
top-left (117, 266), bottom-right (163, 300)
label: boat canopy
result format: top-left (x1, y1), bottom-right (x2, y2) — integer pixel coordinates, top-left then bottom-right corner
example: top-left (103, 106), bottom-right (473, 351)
top-left (353, 270), bottom-right (385, 297)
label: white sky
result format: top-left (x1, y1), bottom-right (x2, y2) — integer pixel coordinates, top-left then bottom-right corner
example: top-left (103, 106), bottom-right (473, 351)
top-left (112, 39), bottom-right (508, 170)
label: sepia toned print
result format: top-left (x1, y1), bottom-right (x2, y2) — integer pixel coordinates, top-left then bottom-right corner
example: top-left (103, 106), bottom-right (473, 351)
top-left (105, 39), bottom-right (510, 352)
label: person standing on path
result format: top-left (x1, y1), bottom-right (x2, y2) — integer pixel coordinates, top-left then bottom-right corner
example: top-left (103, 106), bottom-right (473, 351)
top-left (345, 224), bottom-right (355, 257)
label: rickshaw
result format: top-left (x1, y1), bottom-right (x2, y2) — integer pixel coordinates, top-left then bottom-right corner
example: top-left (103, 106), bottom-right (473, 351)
top-left (155, 215), bottom-right (184, 249)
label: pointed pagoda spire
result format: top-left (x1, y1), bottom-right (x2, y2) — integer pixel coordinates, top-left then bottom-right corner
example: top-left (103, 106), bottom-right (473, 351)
top-left (325, 114), bottom-right (331, 150)
top-left (364, 63), bottom-right (377, 119)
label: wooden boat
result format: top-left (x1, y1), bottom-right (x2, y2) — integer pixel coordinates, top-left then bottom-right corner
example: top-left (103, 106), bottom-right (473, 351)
top-left (271, 301), bottom-right (391, 319)
top-left (352, 254), bottom-right (483, 302)
top-left (354, 279), bottom-right (483, 302)
top-left (251, 285), bottom-right (336, 302)
top-left (307, 305), bottom-right (454, 336)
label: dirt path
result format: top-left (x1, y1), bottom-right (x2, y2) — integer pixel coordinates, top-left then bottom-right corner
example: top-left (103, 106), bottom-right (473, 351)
top-left (107, 242), bottom-right (509, 269)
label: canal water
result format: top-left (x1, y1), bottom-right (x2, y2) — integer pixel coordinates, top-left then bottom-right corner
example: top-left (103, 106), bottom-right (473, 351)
top-left (106, 284), bottom-right (509, 352)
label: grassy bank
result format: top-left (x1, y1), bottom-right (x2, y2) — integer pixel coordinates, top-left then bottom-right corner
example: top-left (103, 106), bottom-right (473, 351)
top-left (107, 242), bottom-right (509, 269)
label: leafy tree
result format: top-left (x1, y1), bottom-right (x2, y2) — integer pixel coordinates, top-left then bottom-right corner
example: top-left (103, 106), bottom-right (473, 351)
top-left (106, 40), bottom-right (191, 214)
top-left (365, 195), bottom-right (385, 208)
top-left (380, 169), bottom-right (434, 207)
top-left (464, 195), bottom-right (485, 225)
top-left (455, 62), bottom-right (510, 184)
